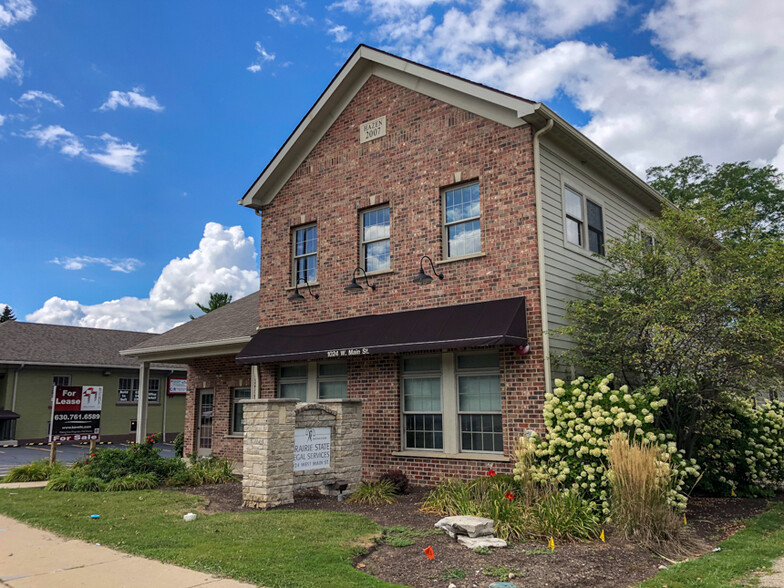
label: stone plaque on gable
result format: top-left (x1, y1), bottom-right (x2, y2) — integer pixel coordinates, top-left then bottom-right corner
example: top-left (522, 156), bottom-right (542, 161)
top-left (360, 116), bottom-right (386, 143)
top-left (294, 427), bottom-right (331, 471)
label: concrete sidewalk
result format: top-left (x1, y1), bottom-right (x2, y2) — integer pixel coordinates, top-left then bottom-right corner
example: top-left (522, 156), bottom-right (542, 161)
top-left (0, 514), bottom-right (257, 588)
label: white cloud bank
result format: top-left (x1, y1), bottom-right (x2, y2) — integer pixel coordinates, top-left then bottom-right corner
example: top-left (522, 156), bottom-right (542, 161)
top-left (0, 0), bottom-right (34, 82)
top-left (0, 36), bottom-right (21, 81)
top-left (99, 88), bottom-right (164, 112)
top-left (333, 0), bottom-right (784, 175)
top-left (51, 256), bottom-right (143, 273)
top-left (27, 223), bottom-right (260, 333)
top-left (21, 125), bottom-right (145, 173)
top-left (13, 89), bottom-right (63, 107)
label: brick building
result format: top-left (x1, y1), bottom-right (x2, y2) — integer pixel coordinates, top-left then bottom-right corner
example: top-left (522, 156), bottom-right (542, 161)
top-left (125, 46), bottom-right (664, 484)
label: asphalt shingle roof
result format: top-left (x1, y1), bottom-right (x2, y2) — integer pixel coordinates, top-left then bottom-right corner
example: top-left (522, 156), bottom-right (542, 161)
top-left (126, 291), bottom-right (259, 352)
top-left (0, 321), bottom-right (179, 368)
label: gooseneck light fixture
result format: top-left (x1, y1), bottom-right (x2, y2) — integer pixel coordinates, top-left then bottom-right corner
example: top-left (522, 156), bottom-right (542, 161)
top-left (288, 280), bottom-right (319, 301)
top-left (345, 266), bottom-right (377, 293)
top-left (412, 255), bottom-right (444, 285)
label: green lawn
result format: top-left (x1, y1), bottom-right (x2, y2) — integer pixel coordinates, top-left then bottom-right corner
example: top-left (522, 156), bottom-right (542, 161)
top-left (640, 502), bottom-right (784, 587)
top-left (0, 488), bottom-right (404, 588)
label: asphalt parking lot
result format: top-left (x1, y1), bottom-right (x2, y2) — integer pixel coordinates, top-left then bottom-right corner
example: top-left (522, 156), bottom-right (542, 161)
top-left (0, 443), bottom-right (175, 478)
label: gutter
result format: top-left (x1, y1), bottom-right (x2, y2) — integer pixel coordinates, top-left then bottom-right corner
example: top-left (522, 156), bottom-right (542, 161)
top-left (532, 118), bottom-right (555, 394)
top-left (121, 336), bottom-right (253, 358)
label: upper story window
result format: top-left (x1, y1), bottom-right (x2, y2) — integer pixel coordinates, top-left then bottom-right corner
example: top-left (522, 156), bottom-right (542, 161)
top-left (292, 224), bottom-right (317, 285)
top-left (564, 186), bottom-right (604, 256)
top-left (361, 206), bottom-right (390, 273)
top-left (53, 375), bottom-right (71, 387)
top-left (443, 182), bottom-right (481, 258)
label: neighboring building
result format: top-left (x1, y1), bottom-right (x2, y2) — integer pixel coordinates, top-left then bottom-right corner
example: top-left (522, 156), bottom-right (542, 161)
top-left (0, 321), bottom-right (186, 444)
top-left (125, 46), bottom-right (664, 484)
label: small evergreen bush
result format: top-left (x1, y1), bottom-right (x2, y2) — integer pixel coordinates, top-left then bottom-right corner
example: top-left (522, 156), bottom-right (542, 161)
top-left (173, 432), bottom-right (184, 458)
top-left (379, 469), bottom-right (410, 494)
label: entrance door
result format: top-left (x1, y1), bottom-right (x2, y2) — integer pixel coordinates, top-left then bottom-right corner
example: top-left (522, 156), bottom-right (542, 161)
top-left (197, 389), bottom-right (214, 457)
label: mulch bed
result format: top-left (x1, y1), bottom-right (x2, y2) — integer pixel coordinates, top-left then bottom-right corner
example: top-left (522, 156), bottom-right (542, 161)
top-left (180, 483), bottom-right (770, 588)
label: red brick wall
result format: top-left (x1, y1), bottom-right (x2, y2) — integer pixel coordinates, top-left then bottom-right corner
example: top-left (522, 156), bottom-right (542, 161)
top-left (184, 356), bottom-right (252, 462)
top-left (249, 74), bottom-right (547, 484)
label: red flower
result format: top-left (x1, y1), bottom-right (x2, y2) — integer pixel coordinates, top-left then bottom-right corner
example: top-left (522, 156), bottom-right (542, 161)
top-left (505, 492), bottom-right (515, 501)
top-left (90, 453), bottom-right (96, 457)
top-left (487, 469), bottom-right (496, 477)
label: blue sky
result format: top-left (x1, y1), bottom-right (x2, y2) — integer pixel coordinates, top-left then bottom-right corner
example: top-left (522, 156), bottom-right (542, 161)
top-left (1, 0), bottom-right (782, 332)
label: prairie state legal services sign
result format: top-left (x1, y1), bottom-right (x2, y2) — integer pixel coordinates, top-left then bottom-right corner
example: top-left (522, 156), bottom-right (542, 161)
top-left (293, 427), bottom-right (331, 471)
top-left (50, 386), bottom-right (103, 442)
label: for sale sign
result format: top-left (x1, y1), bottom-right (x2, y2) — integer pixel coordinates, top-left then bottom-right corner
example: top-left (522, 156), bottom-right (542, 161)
top-left (49, 386), bottom-right (103, 442)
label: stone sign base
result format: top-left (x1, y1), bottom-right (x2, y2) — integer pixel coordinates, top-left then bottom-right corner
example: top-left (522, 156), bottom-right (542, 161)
top-left (240, 398), bottom-right (362, 509)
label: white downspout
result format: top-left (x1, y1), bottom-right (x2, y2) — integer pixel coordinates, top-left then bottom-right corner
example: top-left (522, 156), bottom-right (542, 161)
top-left (532, 118), bottom-right (554, 393)
top-left (11, 363), bottom-right (23, 412)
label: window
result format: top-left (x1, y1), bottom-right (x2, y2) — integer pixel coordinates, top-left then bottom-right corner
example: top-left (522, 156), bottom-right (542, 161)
top-left (402, 356), bottom-right (443, 450)
top-left (277, 361), bottom-right (347, 402)
top-left (231, 387), bottom-right (251, 434)
top-left (564, 186), bottom-right (604, 255)
top-left (457, 353), bottom-right (502, 453)
top-left (444, 183), bottom-right (481, 258)
top-left (318, 362), bottom-right (348, 400)
top-left (279, 364), bottom-right (307, 401)
top-left (292, 224), bottom-right (317, 285)
top-left (118, 377), bottom-right (159, 403)
top-left (53, 375), bottom-right (71, 387)
top-left (361, 206), bottom-right (390, 272)
top-left (400, 351), bottom-right (502, 455)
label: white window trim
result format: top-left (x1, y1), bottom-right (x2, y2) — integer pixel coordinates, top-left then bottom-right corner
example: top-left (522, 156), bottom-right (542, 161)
top-left (291, 223), bottom-right (318, 286)
top-left (360, 204), bottom-right (391, 274)
top-left (400, 350), bottom-right (502, 455)
top-left (561, 180), bottom-right (606, 259)
top-left (401, 355), bottom-right (445, 452)
top-left (277, 360), bottom-right (347, 402)
top-left (442, 181), bottom-right (482, 260)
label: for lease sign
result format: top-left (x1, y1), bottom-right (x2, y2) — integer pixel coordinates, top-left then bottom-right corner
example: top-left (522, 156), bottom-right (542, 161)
top-left (49, 386), bottom-right (103, 442)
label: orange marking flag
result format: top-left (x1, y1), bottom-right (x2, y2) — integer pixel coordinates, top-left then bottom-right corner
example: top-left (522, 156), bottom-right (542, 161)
top-left (424, 545), bottom-right (435, 559)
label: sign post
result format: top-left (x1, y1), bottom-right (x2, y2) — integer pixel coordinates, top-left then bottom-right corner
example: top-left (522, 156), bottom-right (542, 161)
top-left (48, 385), bottom-right (103, 463)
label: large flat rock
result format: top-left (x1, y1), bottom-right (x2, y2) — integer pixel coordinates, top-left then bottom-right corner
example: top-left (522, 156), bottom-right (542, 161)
top-left (435, 515), bottom-right (495, 538)
top-left (457, 535), bottom-right (508, 549)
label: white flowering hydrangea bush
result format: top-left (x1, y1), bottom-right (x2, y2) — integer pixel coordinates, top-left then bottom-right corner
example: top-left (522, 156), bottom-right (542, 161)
top-left (515, 374), bottom-right (697, 518)
top-left (696, 398), bottom-right (784, 497)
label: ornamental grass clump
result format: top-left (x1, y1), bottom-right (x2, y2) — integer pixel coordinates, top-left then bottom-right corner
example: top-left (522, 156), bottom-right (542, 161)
top-left (347, 480), bottom-right (398, 505)
top-left (517, 374), bottom-right (696, 518)
top-left (1, 459), bottom-right (64, 483)
top-left (607, 432), bottom-right (684, 547)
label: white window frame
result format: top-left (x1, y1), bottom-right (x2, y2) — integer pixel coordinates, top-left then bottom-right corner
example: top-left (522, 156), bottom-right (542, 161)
top-left (292, 223), bottom-right (318, 286)
top-left (277, 360), bottom-right (348, 402)
top-left (456, 352), bottom-right (503, 453)
top-left (231, 387), bottom-right (251, 435)
top-left (360, 205), bottom-right (391, 274)
top-left (562, 184), bottom-right (605, 256)
top-left (399, 350), bottom-right (503, 455)
top-left (442, 182), bottom-right (482, 259)
top-left (401, 355), bottom-right (444, 451)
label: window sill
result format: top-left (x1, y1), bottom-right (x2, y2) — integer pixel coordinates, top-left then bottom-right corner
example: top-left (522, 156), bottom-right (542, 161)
top-left (224, 434), bottom-right (243, 439)
top-left (285, 281), bottom-right (320, 292)
top-left (365, 269), bottom-right (395, 277)
top-left (435, 252), bottom-right (487, 265)
top-left (562, 240), bottom-right (607, 263)
top-left (392, 450), bottom-right (510, 462)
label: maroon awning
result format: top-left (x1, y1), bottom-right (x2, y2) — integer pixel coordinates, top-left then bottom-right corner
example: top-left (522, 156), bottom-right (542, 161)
top-left (237, 297), bottom-right (527, 364)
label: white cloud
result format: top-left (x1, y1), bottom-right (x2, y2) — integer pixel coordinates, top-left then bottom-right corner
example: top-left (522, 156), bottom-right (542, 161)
top-left (21, 125), bottom-right (144, 173)
top-left (0, 37), bottom-right (21, 81)
top-left (27, 223), bottom-right (259, 333)
top-left (327, 24), bottom-right (352, 43)
top-left (51, 256), bottom-right (143, 273)
top-left (13, 89), bottom-right (63, 107)
top-left (247, 42), bottom-right (276, 73)
top-left (0, 113), bottom-right (5, 125)
top-left (99, 88), bottom-right (164, 112)
top-left (0, 0), bottom-right (34, 27)
top-left (333, 0), bottom-right (784, 174)
top-left (268, 1), bottom-right (314, 25)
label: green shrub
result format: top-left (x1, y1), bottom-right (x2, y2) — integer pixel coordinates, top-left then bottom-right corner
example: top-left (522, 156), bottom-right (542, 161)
top-left (517, 374), bottom-right (696, 518)
top-left (46, 470), bottom-right (80, 491)
top-left (106, 473), bottom-right (159, 491)
top-left (173, 432), bottom-right (184, 458)
top-left (696, 398), bottom-right (784, 497)
top-left (346, 480), bottom-right (397, 505)
top-left (608, 432), bottom-right (683, 546)
top-left (187, 455), bottom-right (236, 485)
top-left (528, 490), bottom-right (600, 541)
top-left (72, 475), bottom-right (106, 492)
top-left (379, 469), bottom-right (410, 494)
top-left (83, 439), bottom-right (187, 484)
top-left (165, 468), bottom-right (198, 487)
top-left (2, 459), bottom-right (64, 483)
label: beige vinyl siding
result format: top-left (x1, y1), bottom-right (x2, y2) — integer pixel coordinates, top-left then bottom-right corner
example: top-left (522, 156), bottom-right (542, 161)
top-left (539, 138), bottom-right (660, 378)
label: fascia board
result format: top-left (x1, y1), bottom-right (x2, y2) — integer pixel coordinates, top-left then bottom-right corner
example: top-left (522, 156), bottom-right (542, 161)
top-left (0, 360), bottom-right (184, 371)
top-left (239, 45), bottom-right (538, 210)
top-left (121, 337), bottom-right (252, 362)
